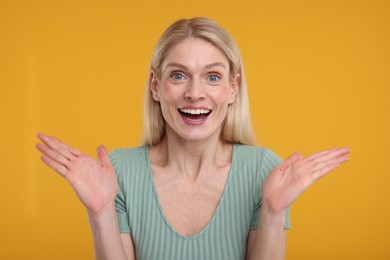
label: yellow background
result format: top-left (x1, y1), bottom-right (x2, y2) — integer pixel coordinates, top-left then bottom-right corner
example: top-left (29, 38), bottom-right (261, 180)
top-left (1, 0), bottom-right (389, 259)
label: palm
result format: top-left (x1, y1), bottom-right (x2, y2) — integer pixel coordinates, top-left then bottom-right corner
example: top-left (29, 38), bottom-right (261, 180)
top-left (36, 133), bottom-right (118, 214)
top-left (67, 154), bottom-right (118, 213)
top-left (262, 148), bottom-right (350, 215)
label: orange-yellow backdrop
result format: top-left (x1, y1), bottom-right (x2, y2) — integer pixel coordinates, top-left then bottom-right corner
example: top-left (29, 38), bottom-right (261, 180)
top-left (1, 0), bottom-right (389, 259)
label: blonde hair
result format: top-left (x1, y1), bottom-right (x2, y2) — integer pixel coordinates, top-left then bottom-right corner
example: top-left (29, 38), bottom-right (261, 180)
top-left (142, 17), bottom-right (256, 146)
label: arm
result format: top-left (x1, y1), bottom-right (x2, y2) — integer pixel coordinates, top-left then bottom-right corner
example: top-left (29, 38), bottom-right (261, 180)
top-left (246, 212), bottom-right (288, 260)
top-left (88, 203), bottom-right (136, 260)
top-left (246, 229), bottom-right (287, 260)
top-left (36, 133), bottom-right (134, 260)
top-left (247, 147), bottom-right (350, 259)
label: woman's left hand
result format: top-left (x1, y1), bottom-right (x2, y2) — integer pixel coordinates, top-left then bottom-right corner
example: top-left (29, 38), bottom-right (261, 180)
top-left (262, 147), bottom-right (351, 216)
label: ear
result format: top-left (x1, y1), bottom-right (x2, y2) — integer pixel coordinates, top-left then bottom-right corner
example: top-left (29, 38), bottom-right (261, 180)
top-left (150, 70), bottom-right (160, 101)
top-left (228, 73), bottom-right (240, 104)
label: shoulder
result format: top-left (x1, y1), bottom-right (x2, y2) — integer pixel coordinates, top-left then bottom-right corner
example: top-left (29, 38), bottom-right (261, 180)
top-left (233, 143), bottom-right (282, 164)
top-left (233, 144), bottom-right (283, 179)
top-left (109, 145), bottom-right (149, 176)
top-left (109, 145), bottom-right (148, 160)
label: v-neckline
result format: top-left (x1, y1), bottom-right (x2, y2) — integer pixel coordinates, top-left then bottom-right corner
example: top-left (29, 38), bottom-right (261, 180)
top-left (144, 144), bottom-right (236, 240)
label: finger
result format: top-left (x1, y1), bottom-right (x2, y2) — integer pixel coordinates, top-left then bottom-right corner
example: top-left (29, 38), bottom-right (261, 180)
top-left (312, 162), bottom-right (341, 181)
top-left (313, 155), bottom-right (350, 172)
top-left (40, 155), bottom-right (68, 177)
top-left (312, 155), bottom-right (350, 181)
top-left (305, 148), bottom-right (339, 161)
top-left (37, 133), bottom-right (73, 159)
top-left (51, 135), bottom-right (82, 157)
top-left (277, 152), bottom-right (303, 171)
top-left (310, 147), bottom-right (351, 164)
top-left (96, 145), bottom-right (112, 168)
top-left (37, 133), bottom-right (79, 159)
top-left (36, 143), bottom-right (70, 168)
top-left (62, 142), bottom-right (82, 157)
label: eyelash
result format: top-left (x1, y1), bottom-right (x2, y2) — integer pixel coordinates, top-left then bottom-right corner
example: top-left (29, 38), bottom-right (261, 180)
top-left (207, 74), bottom-right (221, 83)
top-left (168, 72), bottom-right (222, 83)
top-left (169, 72), bottom-right (186, 81)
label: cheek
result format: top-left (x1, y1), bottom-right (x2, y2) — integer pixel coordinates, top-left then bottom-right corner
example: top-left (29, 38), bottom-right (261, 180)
top-left (210, 88), bottom-right (232, 105)
top-left (158, 88), bottom-right (182, 117)
top-left (160, 84), bottom-right (183, 102)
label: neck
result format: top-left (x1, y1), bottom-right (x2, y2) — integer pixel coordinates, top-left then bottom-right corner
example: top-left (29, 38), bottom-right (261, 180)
top-left (149, 129), bottom-right (233, 182)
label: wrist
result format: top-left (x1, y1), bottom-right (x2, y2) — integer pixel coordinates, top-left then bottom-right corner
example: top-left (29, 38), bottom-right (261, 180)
top-left (87, 201), bottom-right (117, 223)
top-left (260, 202), bottom-right (287, 226)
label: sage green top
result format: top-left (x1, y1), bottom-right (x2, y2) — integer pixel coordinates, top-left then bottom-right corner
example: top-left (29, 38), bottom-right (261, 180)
top-left (109, 144), bottom-right (291, 260)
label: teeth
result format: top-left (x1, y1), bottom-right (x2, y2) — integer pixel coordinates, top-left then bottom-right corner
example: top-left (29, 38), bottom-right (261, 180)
top-left (179, 108), bottom-right (211, 115)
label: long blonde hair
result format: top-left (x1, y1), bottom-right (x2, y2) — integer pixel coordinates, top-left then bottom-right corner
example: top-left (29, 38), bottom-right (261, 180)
top-left (142, 17), bottom-right (256, 146)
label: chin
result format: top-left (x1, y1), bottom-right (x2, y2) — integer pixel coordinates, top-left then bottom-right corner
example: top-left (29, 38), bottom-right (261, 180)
top-left (176, 128), bottom-right (221, 143)
top-left (165, 119), bottom-right (222, 143)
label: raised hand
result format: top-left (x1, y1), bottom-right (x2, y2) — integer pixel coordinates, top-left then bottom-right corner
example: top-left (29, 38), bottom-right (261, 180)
top-left (262, 148), bottom-right (351, 216)
top-left (36, 133), bottom-right (118, 215)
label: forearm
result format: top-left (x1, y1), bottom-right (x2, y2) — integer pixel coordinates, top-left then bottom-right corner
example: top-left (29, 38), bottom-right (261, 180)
top-left (250, 207), bottom-right (287, 260)
top-left (88, 202), bottom-right (129, 260)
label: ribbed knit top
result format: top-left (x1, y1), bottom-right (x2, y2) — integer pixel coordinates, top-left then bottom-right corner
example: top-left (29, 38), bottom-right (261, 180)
top-left (109, 144), bottom-right (291, 260)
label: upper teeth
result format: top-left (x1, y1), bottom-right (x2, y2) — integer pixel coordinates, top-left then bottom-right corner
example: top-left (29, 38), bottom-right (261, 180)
top-left (179, 108), bottom-right (211, 115)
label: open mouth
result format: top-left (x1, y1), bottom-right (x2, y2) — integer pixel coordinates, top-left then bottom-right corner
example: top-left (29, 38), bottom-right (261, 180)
top-left (178, 108), bottom-right (212, 121)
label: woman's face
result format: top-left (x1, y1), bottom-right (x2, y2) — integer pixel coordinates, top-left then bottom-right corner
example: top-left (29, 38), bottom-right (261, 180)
top-left (151, 37), bottom-right (239, 142)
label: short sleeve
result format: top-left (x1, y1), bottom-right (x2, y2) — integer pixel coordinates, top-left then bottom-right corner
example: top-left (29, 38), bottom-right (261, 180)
top-left (250, 149), bottom-right (292, 230)
top-left (109, 150), bottom-right (131, 233)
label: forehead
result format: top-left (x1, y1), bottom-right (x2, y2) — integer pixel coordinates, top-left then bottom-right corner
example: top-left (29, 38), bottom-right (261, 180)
top-left (162, 38), bottom-right (229, 70)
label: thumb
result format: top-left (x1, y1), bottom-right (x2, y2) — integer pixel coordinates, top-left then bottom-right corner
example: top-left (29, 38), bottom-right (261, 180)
top-left (277, 152), bottom-right (303, 171)
top-left (96, 145), bottom-right (111, 167)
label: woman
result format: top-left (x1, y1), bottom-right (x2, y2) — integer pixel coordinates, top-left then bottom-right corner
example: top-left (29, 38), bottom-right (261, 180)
top-left (36, 17), bottom-right (350, 260)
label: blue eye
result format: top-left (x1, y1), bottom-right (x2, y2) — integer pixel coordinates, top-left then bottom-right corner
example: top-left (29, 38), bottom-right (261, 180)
top-left (207, 75), bottom-right (220, 82)
top-left (171, 73), bottom-right (185, 81)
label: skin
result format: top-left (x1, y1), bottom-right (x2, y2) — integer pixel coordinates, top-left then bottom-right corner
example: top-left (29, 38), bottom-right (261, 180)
top-left (147, 38), bottom-right (240, 237)
top-left (36, 38), bottom-right (351, 260)
top-left (151, 38), bottom-right (239, 143)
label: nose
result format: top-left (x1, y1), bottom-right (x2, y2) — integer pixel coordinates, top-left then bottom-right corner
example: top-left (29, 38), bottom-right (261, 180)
top-left (184, 80), bottom-right (206, 101)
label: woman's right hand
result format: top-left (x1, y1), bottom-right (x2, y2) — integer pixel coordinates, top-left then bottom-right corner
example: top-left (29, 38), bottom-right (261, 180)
top-left (36, 133), bottom-right (118, 216)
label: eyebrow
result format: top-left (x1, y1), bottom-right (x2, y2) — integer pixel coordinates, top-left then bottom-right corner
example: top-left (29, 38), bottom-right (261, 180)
top-left (163, 62), bottom-right (227, 71)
